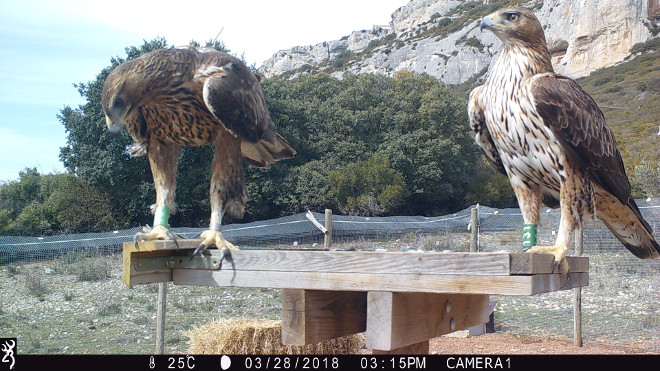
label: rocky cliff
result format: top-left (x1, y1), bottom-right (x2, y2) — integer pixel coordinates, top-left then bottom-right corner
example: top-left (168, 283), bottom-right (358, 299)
top-left (259, 0), bottom-right (659, 83)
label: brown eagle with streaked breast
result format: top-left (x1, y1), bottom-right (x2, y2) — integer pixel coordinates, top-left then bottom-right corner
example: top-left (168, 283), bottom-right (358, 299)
top-left (102, 45), bottom-right (296, 256)
top-left (469, 7), bottom-right (659, 268)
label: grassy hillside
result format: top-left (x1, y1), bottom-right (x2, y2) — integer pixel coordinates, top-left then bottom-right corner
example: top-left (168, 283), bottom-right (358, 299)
top-left (576, 38), bottom-right (660, 173)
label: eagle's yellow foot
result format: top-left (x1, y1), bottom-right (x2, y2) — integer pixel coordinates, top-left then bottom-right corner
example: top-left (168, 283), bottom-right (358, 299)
top-left (525, 244), bottom-right (569, 273)
top-left (193, 230), bottom-right (238, 260)
top-left (134, 225), bottom-right (180, 249)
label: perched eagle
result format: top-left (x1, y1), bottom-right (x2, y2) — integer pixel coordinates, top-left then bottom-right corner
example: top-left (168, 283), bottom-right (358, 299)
top-left (102, 46), bottom-right (296, 255)
top-left (469, 7), bottom-right (659, 266)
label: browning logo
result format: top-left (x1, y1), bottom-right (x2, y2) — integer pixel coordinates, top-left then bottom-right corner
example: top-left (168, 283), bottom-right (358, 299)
top-left (1, 339), bottom-right (15, 370)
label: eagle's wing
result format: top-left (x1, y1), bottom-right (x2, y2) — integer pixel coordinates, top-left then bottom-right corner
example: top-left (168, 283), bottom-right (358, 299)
top-left (201, 58), bottom-right (269, 142)
top-left (199, 55), bottom-right (295, 167)
top-left (530, 74), bottom-right (630, 202)
top-left (468, 85), bottom-right (506, 175)
top-left (530, 74), bottom-right (659, 259)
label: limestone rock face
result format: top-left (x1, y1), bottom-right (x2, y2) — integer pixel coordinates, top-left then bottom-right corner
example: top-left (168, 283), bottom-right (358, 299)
top-left (539, 0), bottom-right (654, 78)
top-left (259, 27), bottom-right (391, 78)
top-left (390, 0), bottom-right (463, 35)
top-left (259, 0), bottom-right (657, 83)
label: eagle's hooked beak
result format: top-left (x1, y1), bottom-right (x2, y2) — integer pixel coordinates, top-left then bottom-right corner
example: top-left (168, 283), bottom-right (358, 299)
top-left (480, 15), bottom-right (496, 32)
top-left (105, 114), bottom-right (125, 136)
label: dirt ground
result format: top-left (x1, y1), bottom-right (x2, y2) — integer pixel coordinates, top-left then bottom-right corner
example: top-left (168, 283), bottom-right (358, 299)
top-left (427, 332), bottom-right (658, 354)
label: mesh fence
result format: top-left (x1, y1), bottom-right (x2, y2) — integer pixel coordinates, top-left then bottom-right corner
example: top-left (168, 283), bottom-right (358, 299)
top-left (0, 201), bottom-right (658, 353)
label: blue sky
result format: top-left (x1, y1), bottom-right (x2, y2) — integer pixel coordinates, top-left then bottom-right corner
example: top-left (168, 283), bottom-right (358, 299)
top-left (0, 0), bottom-right (408, 182)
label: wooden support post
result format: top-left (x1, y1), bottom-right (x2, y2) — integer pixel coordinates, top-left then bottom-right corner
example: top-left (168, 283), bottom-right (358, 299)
top-left (156, 282), bottom-right (167, 354)
top-left (366, 292), bottom-right (489, 352)
top-left (574, 227), bottom-right (583, 347)
top-left (281, 289), bottom-right (366, 345)
top-left (470, 205), bottom-right (478, 252)
top-left (324, 209), bottom-right (333, 249)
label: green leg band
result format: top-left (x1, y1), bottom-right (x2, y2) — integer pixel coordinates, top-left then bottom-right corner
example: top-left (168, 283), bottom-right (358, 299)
top-left (153, 205), bottom-right (170, 228)
top-left (523, 224), bottom-right (537, 248)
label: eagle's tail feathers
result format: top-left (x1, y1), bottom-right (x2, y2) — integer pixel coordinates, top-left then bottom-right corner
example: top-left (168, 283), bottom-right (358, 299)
top-left (601, 217), bottom-right (660, 259)
top-left (596, 192), bottom-right (660, 259)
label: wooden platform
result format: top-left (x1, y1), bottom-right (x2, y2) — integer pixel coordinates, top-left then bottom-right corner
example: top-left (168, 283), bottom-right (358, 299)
top-left (123, 240), bottom-right (589, 353)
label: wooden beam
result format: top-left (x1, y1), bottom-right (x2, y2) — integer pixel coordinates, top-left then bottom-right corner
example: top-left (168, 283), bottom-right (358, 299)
top-left (366, 292), bottom-right (490, 351)
top-left (281, 290), bottom-right (366, 346)
top-left (173, 267), bottom-right (587, 296)
top-left (372, 341), bottom-right (429, 355)
top-left (510, 253), bottom-right (589, 274)
top-left (123, 241), bottom-right (589, 276)
top-left (125, 242), bottom-right (588, 294)
top-left (123, 250), bottom-right (172, 286)
top-left (129, 245), bottom-right (587, 275)
top-left (122, 240), bottom-right (201, 285)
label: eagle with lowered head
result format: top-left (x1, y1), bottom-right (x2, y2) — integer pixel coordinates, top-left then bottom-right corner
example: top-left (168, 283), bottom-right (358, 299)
top-left (102, 46), bottom-right (296, 255)
top-left (469, 7), bottom-right (659, 268)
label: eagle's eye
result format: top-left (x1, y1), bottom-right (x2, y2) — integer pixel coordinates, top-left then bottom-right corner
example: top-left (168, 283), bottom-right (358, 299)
top-left (114, 97), bottom-right (125, 108)
top-left (507, 13), bottom-right (520, 22)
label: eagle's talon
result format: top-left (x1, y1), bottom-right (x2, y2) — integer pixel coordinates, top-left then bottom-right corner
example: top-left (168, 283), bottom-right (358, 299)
top-left (193, 230), bottom-right (238, 259)
top-left (133, 224), bottom-right (178, 248)
top-left (192, 243), bottom-right (207, 257)
top-left (165, 229), bottom-right (180, 248)
top-left (218, 248), bottom-right (229, 263)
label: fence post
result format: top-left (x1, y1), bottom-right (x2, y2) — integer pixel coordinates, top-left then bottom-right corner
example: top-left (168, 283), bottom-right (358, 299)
top-left (470, 204), bottom-right (479, 252)
top-left (156, 282), bottom-right (167, 354)
top-left (324, 209), bottom-right (333, 249)
top-left (573, 227), bottom-right (583, 347)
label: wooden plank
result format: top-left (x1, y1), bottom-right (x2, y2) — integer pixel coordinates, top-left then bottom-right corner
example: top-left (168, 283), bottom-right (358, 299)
top-left (366, 292), bottom-right (489, 351)
top-left (122, 240), bottom-right (200, 285)
top-left (281, 290), bottom-right (366, 346)
top-left (126, 245), bottom-right (589, 290)
top-left (173, 268), bottom-right (587, 295)
top-left (158, 247), bottom-right (588, 275)
top-left (510, 253), bottom-right (588, 274)
top-left (216, 250), bottom-right (515, 276)
top-left (531, 272), bottom-right (589, 294)
top-left (124, 243), bottom-right (588, 279)
top-left (123, 250), bottom-right (173, 285)
top-left (372, 340), bottom-right (429, 355)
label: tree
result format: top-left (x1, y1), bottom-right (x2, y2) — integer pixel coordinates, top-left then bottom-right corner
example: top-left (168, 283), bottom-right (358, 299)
top-left (261, 71), bottom-right (481, 216)
top-left (378, 71), bottom-right (480, 214)
top-left (328, 154), bottom-right (409, 216)
top-left (0, 168), bottom-right (43, 219)
top-left (632, 162), bottom-right (660, 198)
top-left (0, 170), bottom-right (116, 235)
top-left (463, 158), bottom-right (518, 208)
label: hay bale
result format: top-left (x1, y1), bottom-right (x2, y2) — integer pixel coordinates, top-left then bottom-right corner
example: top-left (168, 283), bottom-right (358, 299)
top-left (186, 317), bottom-right (364, 354)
